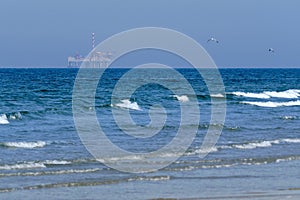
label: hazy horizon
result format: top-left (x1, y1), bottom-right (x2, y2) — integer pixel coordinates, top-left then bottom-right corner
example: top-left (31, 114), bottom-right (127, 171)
top-left (1, 0), bottom-right (300, 68)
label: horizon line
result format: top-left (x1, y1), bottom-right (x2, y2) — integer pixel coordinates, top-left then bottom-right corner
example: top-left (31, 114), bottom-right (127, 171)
top-left (1, 65), bottom-right (300, 69)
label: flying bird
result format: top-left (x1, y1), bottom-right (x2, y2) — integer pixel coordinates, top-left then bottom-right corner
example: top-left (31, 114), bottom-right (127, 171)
top-left (268, 48), bottom-right (275, 53)
top-left (207, 37), bottom-right (219, 43)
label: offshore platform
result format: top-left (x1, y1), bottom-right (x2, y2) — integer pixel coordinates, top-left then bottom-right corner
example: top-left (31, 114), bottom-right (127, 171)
top-left (67, 33), bottom-right (112, 67)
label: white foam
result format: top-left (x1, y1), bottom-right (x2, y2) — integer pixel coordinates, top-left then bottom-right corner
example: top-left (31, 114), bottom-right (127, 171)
top-left (0, 114), bottom-right (9, 124)
top-left (242, 100), bottom-right (300, 107)
top-left (210, 93), bottom-right (225, 98)
top-left (229, 138), bottom-right (298, 150)
top-left (281, 115), bottom-right (298, 120)
top-left (174, 95), bottom-right (189, 102)
top-left (282, 138), bottom-right (300, 143)
top-left (233, 92), bottom-right (270, 99)
top-left (0, 168), bottom-right (101, 177)
top-left (275, 156), bottom-right (300, 163)
top-left (265, 89), bottom-right (300, 99)
top-left (43, 160), bottom-right (71, 165)
top-left (233, 141), bottom-right (273, 149)
top-left (114, 99), bottom-right (141, 110)
top-left (233, 89), bottom-right (300, 99)
top-left (9, 112), bottom-right (22, 120)
top-left (3, 141), bottom-right (46, 148)
top-left (0, 162), bottom-right (46, 170)
top-left (129, 176), bottom-right (170, 182)
top-left (194, 147), bottom-right (218, 154)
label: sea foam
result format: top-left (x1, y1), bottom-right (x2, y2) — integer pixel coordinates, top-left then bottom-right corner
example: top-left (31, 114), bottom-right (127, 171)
top-left (210, 93), bottom-right (225, 98)
top-left (233, 141), bottom-right (273, 149)
top-left (242, 100), bottom-right (300, 107)
top-left (228, 138), bottom-right (299, 150)
top-left (114, 99), bottom-right (142, 110)
top-left (0, 114), bottom-right (9, 124)
top-left (2, 141), bottom-right (46, 149)
top-left (233, 92), bottom-right (270, 99)
top-left (233, 89), bottom-right (300, 99)
top-left (173, 95), bottom-right (189, 102)
top-left (0, 162), bottom-right (46, 170)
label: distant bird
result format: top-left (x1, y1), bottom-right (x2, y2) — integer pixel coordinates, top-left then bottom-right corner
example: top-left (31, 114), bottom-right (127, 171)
top-left (207, 37), bottom-right (219, 43)
top-left (268, 48), bottom-right (275, 53)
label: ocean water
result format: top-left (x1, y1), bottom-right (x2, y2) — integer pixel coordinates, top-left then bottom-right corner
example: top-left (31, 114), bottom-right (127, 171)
top-left (0, 68), bottom-right (299, 199)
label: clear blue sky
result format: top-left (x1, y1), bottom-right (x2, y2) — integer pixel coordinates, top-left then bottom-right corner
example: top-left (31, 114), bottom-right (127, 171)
top-left (1, 0), bottom-right (299, 67)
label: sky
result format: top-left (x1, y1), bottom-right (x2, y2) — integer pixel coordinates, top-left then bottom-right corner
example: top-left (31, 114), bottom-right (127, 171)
top-left (0, 0), bottom-right (300, 67)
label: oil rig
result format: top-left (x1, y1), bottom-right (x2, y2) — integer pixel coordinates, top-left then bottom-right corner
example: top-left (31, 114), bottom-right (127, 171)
top-left (67, 33), bottom-right (112, 67)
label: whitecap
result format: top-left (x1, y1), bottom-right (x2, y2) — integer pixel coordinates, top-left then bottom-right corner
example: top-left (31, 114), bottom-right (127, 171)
top-left (173, 95), bottom-right (189, 102)
top-left (114, 99), bottom-right (142, 110)
top-left (281, 138), bottom-right (300, 143)
top-left (242, 100), bottom-right (300, 107)
top-left (43, 160), bottom-right (72, 165)
top-left (233, 89), bottom-right (300, 99)
top-left (210, 93), bottom-right (225, 98)
top-left (264, 89), bottom-right (300, 99)
top-left (193, 147), bottom-right (218, 154)
top-left (233, 92), bottom-right (270, 99)
top-left (233, 141), bottom-right (272, 149)
top-left (3, 141), bottom-right (46, 149)
top-left (0, 114), bottom-right (9, 124)
top-left (0, 162), bottom-right (46, 170)
top-left (280, 116), bottom-right (298, 120)
top-left (9, 112), bottom-right (22, 120)
top-left (129, 176), bottom-right (170, 182)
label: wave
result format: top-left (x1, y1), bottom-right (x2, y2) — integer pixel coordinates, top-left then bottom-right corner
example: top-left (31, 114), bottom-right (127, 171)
top-left (169, 155), bottom-right (300, 172)
top-left (281, 138), bottom-right (300, 143)
top-left (280, 115), bottom-right (299, 120)
top-left (233, 92), bottom-right (270, 99)
top-left (185, 147), bottom-right (218, 156)
top-left (0, 114), bottom-right (9, 124)
top-left (1, 141), bottom-right (46, 149)
top-left (242, 100), bottom-right (300, 107)
top-left (232, 141), bottom-right (274, 149)
top-left (223, 138), bottom-right (300, 150)
top-left (129, 176), bottom-right (170, 182)
top-left (8, 112), bottom-right (22, 120)
top-left (43, 160), bottom-right (72, 165)
top-left (112, 99), bottom-right (142, 110)
top-left (0, 159), bottom-right (75, 170)
top-left (0, 175), bottom-right (171, 192)
top-left (0, 112), bottom-right (23, 125)
top-left (0, 168), bottom-right (101, 177)
top-left (210, 93), bottom-right (225, 98)
top-left (0, 162), bottom-right (46, 170)
top-left (232, 89), bottom-right (300, 99)
top-left (173, 95), bottom-right (189, 102)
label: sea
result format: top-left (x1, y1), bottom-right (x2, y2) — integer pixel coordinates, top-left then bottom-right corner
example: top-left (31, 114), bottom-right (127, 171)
top-left (0, 68), bottom-right (299, 199)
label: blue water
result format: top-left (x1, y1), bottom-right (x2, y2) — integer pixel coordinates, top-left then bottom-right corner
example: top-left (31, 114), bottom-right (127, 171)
top-left (0, 68), bottom-right (299, 199)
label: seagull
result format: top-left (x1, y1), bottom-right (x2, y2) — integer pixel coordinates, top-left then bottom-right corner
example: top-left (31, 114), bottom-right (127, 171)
top-left (207, 37), bottom-right (219, 43)
top-left (268, 48), bottom-right (275, 53)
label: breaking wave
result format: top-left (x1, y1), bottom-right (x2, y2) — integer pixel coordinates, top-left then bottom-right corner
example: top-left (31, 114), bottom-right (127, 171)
top-left (0, 112), bottom-right (23, 125)
top-left (233, 92), bottom-right (270, 99)
top-left (280, 115), bottom-right (299, 120)
top-left (210, 93), bottom-right (225, 98)
top-left (242, 100), bottom-right (300, 107)
top-left (112, 99), bottom-right (142, 110)
top-left (129, 176), bottom-right (170, 182)
top-left (224, 138), bottom-right (300, 150)
top-left (173, 95), bottom-right (189, 102)
top-left (0, 114), bottom-right (9, 124)
top-left (1, 141), bottom-right (46, 149)
top-left (0, 159), bottom-right (74, 170)
top-left (232, 89), bottom-right (300, 99)
top-left (0, 162), bottom-right (46, 170)
top-left (232, 141), bottom-right (274, 149)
